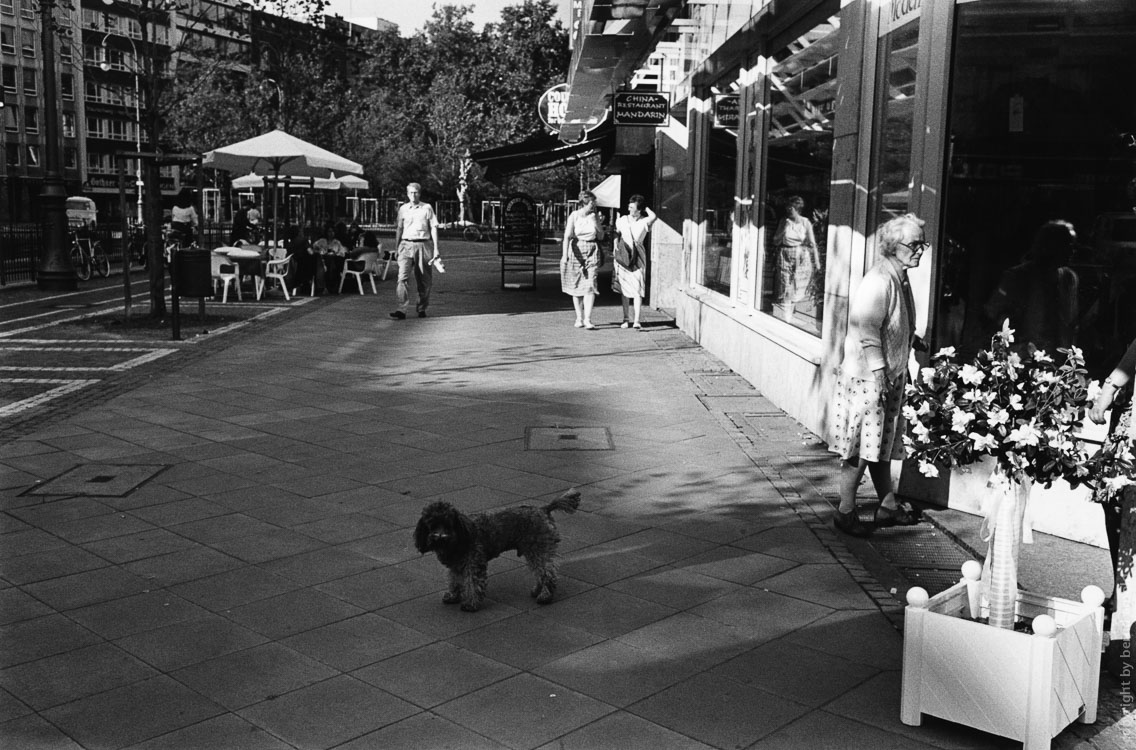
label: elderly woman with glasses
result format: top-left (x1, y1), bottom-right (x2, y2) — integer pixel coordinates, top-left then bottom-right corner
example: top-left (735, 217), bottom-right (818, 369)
top-left (829, 213), bottom-right (929, 537)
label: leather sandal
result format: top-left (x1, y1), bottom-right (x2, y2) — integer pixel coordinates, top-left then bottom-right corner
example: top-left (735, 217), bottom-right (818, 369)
top-left (874, 502), bottom-right (919, 527)
top-left (834, 509), bottom-right (873, 538)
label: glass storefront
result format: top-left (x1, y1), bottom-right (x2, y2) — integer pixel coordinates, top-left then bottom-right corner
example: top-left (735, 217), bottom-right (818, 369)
top-left (866, 17), bottom-right (920, 248)
top-left (759, 12), bottom-right (841, 335)
top-left (936, 0), bottom-right (1136, 376)
top-left (701, 87), bottom-right (740, 295)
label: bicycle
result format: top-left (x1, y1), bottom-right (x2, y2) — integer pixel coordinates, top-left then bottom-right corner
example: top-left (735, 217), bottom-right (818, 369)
top-left (69, 233), bottom-right (110, 281)
top-left (462, 223), bottom-right (498, 243)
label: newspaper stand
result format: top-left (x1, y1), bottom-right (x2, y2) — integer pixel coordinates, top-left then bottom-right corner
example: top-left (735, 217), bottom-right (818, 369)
top-left (498, 192), bottom-right (540, 289)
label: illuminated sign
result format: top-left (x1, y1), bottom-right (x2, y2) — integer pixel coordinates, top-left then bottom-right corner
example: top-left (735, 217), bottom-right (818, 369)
top-left (538, 83), bottom-right (571, 134)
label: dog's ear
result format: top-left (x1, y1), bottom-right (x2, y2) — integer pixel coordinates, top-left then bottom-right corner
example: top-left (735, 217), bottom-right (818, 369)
top-left (413, 514), bottom-right (432, 553)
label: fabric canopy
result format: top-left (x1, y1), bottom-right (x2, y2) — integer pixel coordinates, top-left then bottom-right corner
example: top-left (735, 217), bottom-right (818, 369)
top-left (471, 125), bottom-right (613, 180)
top-left (202, 129), bottom-right (362, 178)
top-left (333, 173), bottom-right (369, 190)
top-left (231, 173), bottom-right (341, 190)
top-left (591, 174), bottom-right (621, 208)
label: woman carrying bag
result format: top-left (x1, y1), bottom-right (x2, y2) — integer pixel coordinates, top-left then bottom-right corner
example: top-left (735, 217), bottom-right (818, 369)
top-left (612, 194), bottom-right (657, 330)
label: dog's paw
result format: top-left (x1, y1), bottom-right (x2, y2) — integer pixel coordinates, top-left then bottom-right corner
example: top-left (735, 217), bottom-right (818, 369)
top-left (442, 591), bottom-right (461, 604)
top-left (535, 586), bottom-right (555, 605)
top-left (460, 601), bottom-right (481, 612)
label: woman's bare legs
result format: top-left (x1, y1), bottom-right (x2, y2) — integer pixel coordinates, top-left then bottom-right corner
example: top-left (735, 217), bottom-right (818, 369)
top-left (583, 292), bottom-right (596, 327)
top-left (838, 458), bottom-right (896, 513)
top-left (572, 296), bottom-right (584, 326)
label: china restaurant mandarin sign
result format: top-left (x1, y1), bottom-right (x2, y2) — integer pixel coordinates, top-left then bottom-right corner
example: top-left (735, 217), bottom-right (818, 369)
top-left (612, 92), bottom-right (670, 126)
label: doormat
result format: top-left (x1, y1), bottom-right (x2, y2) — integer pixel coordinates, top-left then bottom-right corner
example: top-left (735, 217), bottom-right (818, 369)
top-left (525, 427), bottom-right (614, 451)
top-left (24, 464), bottom-right (167, 497)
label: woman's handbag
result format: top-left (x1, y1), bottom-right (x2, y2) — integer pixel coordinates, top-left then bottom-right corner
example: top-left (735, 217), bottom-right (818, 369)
top-left (614, 236), bottom-right (637, 269)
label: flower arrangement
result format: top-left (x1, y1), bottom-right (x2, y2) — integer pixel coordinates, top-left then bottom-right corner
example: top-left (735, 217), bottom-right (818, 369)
top-left (903, 320), bottom-right (1094, 487)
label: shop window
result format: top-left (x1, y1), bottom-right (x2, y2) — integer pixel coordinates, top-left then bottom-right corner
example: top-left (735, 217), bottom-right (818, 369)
top-left (759, 12), bottom-right (841, 335)
top-left (936, 0), bottom-right (1136, 377)
top-left (700, 122), bottom-right (739, 295)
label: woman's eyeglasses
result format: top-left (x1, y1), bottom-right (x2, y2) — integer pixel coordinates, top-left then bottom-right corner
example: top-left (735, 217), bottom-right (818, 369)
top-left (900, 240), bottom-right (931, 252)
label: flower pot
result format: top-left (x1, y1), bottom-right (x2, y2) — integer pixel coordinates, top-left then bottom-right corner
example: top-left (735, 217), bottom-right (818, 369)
top-left (901, 568), bottom-right (1105, 750)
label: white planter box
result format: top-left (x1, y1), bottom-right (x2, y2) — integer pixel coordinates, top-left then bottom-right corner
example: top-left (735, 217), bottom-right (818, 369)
top-left (901, 578), bottom-right (1104, 750)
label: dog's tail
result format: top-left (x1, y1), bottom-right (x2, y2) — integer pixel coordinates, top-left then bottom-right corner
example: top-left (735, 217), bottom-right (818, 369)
top-left (543, 488), bottom-right (580, 516)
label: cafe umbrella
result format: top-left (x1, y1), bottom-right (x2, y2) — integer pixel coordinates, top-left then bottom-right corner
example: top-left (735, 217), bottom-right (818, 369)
top-left (203, 130), bottom-right (363, 245)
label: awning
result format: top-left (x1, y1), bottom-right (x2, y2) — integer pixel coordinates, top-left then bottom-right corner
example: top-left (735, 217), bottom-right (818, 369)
top-left (592, 174), bottom-right (621, 208)
top-left (560, 0), bottom-right (683, 143)
top-left (471, 125), bottom-right (614, 181)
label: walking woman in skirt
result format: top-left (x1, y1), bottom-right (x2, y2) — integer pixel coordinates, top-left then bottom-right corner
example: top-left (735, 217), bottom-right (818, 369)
top-left (561, 190), bottom-right (605, 329)
top-left (613, 194), bottom-right (656, 329)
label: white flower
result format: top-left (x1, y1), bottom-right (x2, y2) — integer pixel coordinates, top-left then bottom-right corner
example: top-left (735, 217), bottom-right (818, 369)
top-left (917, 400), bottom-right (932, 416)
top-left (1087, 380), bottom-right (1103, 400)
top-left (1104, 475), bottom-right (1134, 492)
top-left (1007, 422), bottom-right (1041, 447)
top-left (969, 431), bottom-right (998, 452)
top-left (921, 367), bottom-right (937, 384)
top-left (960, 364), bottom-right (985, 385)
top-left (912, 421), bottom-right (931, 443)
top-left (1000, 319), bottom-right (1016, 343)
top-left (902, 405), bottom-right (918, 421)
top-left (951, 409), bottom-right (975, 433)
top-left (1008, 394), bottom-right (1023, 410)
top-left (918, 461), bottom-right (940, 478)
top-left (1032, 350), bottom-right (1053, 363)
top-left (935, 346), bottom-right (957, 359)
top-left (988, 408), bottom-right (1010, 426)
top-left (963, 389), bottom-right (986, 404)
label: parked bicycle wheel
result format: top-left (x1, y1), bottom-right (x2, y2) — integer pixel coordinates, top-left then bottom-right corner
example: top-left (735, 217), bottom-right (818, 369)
top-left (70, 245), bottom-right (92, 281)
top-left (93, 242), bottom-right (111, 278)
top-left (463, 225), bottom-right (483, 242)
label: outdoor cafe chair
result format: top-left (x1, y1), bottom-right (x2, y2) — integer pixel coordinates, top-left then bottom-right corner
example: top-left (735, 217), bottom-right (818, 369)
top-left (260, 248), bottom-right (292, 300)
top-left (339, 251), bottom-right (381, 294)
top-left (210, 253), bottom-right (241, 303)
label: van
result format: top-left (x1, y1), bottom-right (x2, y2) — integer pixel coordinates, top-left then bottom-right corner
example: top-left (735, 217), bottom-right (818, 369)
top-left (65, 196), bottom-right (98, 229)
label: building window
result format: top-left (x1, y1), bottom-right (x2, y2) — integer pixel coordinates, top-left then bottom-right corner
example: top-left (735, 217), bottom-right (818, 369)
top-left (62, 111), bottom-right (75, 137)
top-left (21, 66), bottom-right (33, 94)
top-left (2, 103), bottom-right (15, 131)
top-left (0, 0), bottom-right (12, 16)
top-left (758, 12), bottom-right (841, 336)
top-left (64, 146), bottom-right (78, 170)
top-left (87, 116), bottom-right (106, 138)
top-left (1, 64), bottom-right (14, 93)
top-left (24, 104), bottom-right (36, 133)
top-left (866, 17), bottom-right (920, 248)
top-left (17, 0), bottom-right (31, 20)
top-left (61, 72), bottom-right (73, 100)
top-left (60, 41), bottom-right (72, 64)
top-left (1, 25), bottom-right (15, 55)
top-left (5, 143), bottom-right (18, 167)
top-left (20, 27), bottom-right (33, 57)
top-left (936, 0), bottom-right (1136, 377)
top-left (699, 79), bottom-right (741, 295)
top-left (25, 144), bottom-right (38, 167)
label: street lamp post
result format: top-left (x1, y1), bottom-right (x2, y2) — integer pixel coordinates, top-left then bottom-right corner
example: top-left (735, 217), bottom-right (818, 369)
top-left (99, 32), bottom-right (144, 226)
top-left (35, 0), bottom-right (77, 291)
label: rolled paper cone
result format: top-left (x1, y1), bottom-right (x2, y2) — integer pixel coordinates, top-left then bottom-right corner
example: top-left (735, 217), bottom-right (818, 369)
top-left (962, 561), bottom-right (983, 619)
top-left (984, 476), bottom-right (1027, 629)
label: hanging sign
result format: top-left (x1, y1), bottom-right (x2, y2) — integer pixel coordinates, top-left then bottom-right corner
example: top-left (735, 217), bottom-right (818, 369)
top-left (713, 94), bottom-right (740, 129)
top-left (613, 92), bottom-right (670, 126)
top-left (538, 83), bottom-right (571, 135)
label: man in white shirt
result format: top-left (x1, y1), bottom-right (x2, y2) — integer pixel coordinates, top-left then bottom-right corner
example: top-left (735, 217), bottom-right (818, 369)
top-left (390, 182), bottom-right (442, 319)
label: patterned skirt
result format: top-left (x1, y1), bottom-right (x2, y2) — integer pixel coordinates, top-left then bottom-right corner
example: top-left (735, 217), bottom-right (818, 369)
top-left (829, 369), bottom-right (907, 463)
top-left (561, 240), bottom-right (599, 296)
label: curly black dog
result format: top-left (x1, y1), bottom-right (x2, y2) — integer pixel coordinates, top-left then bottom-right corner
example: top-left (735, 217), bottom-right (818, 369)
top-left (414, 489), bottom-right (581, 612)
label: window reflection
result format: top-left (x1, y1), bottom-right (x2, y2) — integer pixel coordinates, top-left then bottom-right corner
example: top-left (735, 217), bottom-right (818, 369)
top-left (937, 0), bottom-right (1136, 376)
top-left (867, 20), bottom-right (919, 241)
top-left (759, 13), bottom-right (841, 335)
top-left (701, 100), bottom-right (739, 294)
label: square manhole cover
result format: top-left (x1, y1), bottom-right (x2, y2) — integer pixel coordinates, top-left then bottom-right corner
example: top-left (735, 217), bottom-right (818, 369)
top-left (525, 426), bottom-right (613, 451)
top-left (25, 464), bottom-right (167, 497)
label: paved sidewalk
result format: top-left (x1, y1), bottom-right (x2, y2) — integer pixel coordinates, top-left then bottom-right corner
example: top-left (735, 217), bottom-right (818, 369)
top-left (1, 249), bottom-right (1132, 749)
